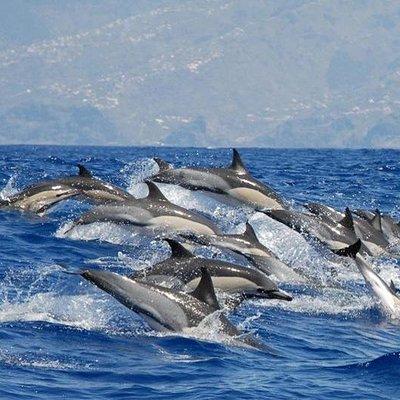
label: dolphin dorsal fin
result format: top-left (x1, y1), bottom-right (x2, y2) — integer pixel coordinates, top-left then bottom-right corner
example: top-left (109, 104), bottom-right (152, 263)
top-left (164, 238), bottom-right (194, 258)
top-left (78, 164), bottom-right (92, 178)
top-left (153, 157), bottom-right (171, 173)
top-left (189, 267), bottom-right (220, 310)
top-left (333, 239), bottom-right (362, 258)
top-left (242, 222), bottom-right (259, 243)
top-left (145, 181), bottom-right (169, 202)
top-left (390, 280), bottom-right (397, 294)
top-left (230, 149), bottom-right (247, 174)
top-left (371, 209), bottom-right (383, 232)
top-left (340, 208), bottom-right (354, 231)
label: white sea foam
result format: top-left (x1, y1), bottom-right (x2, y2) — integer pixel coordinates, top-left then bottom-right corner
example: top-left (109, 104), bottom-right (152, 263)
top-left (0, 350), bottom-right (95, 371)
top-left (0, 173), bottom-right (19, 200)
top-left (145, 310), bottom-right (260, 350)
top-left (256, 289), bottom-right (376, 317)
top-left (0, 293), bottom-right (110, 329)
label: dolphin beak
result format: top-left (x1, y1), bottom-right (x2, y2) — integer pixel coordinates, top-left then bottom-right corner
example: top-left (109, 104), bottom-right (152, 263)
top-left (267, 289), bottom-right (293, 301)
top-left (244, 288), bottom-right (293, 302)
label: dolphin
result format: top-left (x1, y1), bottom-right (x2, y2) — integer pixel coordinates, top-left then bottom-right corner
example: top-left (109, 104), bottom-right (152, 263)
top-left (150, 149), bottom-right (286, 211)
top-left (305, 203), bottom-right (389, 256)
top-left (265, 208), bottom-right (376, 255)
top-left (353, 209), bottom-right (375, 220)
top-left (67, 181), bottom-right (222, 236)
top-left (0, 165), bottom-right (132, 214)
top-left (130, 239), bottom-right (293, 302)
top-left (336, 240), bottom-right (400, 317)
top-left (354, 209), bottom-right (400, 242)
top-left (0, 184), bottom-right (80, 214)
top-left (81, 266), bottom-right (268, 350)
top-left (180, 222), bottom-right (307, 282)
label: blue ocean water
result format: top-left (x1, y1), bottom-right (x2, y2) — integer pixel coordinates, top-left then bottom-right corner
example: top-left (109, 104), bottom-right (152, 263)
top-left (0, 145), bottom-right (399, 400)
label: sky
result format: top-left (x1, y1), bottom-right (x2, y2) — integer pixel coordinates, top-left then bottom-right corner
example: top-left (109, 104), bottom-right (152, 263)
top-left (0, 0), bottom-right (399, 147)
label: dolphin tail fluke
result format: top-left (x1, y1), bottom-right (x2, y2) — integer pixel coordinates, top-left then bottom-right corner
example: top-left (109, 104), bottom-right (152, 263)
top-left (189, 267), bottom-right (220, 310)
top-left (333, 239), bottom-right (362, 258)
top-left (229, 149), bottom-right (247, 174)
top-left (78, 164), bottom-right (92, 178)
top-left (153, 157), bottom-right (171, 173)
top-left (164, 238), bottom-right (194, 258)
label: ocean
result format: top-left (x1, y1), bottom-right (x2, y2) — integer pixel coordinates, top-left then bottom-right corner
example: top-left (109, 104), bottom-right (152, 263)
top-left (0, 146), bottom-right (399, 399)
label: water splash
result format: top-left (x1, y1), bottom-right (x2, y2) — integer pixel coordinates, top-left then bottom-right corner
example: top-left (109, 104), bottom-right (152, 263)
top-left (0, 173), bottom-right (19, 200)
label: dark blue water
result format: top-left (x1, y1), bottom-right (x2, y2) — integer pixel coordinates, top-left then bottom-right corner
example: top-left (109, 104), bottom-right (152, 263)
top-left (0, 146), bottom-right (399, 399)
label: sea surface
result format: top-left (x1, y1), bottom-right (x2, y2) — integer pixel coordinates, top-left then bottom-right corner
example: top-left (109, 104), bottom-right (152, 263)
top-left (0, 146), bottom-right (399, 400)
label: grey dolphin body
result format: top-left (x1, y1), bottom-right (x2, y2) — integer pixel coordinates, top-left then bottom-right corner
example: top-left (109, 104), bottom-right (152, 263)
top-left (305, 203), bottom-right (389, 256)
top-left (265, 208), bottom-right (368, 255)
top-left (0, 165), bottom-right (131, 214)
top-left (81, 267), bottom-right (268, 350)
top-left (131, 239), bottom-right (293, 301)
top-left (151, 149), bottom-right (286, 211)
top-left (337, 240), bottom-right (400, 317)
top-left (68, 182), bottom-right (222, 236)
top-left (181, 222), bottom-right (307, 282)
top-left (0, 183), bottom-right (81, 214)
top-left (354, 209), bottom-right (400, 242)
top-left (355, 256), bottom-right (400, 317)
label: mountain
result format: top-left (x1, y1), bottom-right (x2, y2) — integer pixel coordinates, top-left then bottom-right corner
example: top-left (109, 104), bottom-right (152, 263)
top-left (0, 0), bottom-right (399, 147)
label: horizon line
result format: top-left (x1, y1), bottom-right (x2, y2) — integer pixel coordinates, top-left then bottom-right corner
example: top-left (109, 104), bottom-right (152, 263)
top-left (0, 144), bottom-right (398, 151)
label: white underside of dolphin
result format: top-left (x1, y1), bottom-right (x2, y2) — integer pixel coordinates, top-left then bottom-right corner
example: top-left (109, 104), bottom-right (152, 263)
top-left (355, 255), bottom-right (400, 318)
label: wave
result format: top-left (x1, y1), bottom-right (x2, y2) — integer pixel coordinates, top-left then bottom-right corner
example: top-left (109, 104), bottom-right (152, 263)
top-left (334, 352), bottom-right (400, 378)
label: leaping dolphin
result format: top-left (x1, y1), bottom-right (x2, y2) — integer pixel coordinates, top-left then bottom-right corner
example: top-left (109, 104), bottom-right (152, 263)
top-left (81, 266), bottom-right (269, 350)
top-left (130, 239), bottom-right (293, 302)
top-left (150, 149), bottom-right (287, 211)
top-left (0, 165), bottom-right (132, 214)
top-left (336, 240), bottom-right (400, 318)
top-left (67, 181), bottom-right (222, 236)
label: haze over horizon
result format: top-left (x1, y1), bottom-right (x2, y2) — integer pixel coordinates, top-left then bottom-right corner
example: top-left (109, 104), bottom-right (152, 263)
top-left (0, 0), bottom-right (399, 148)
